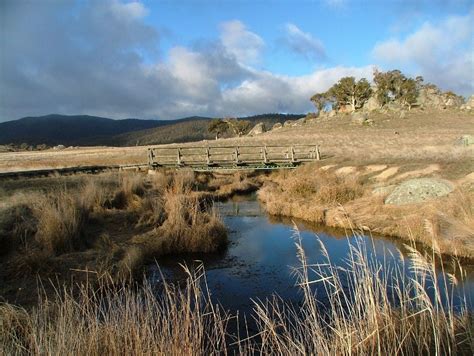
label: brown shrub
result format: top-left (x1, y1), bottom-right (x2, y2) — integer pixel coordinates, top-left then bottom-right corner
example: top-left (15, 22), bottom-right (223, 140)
top-left (132, 186), bottom-right (227, 260)
top-left (284, 169), bottom-right (365, 205)
top-left (0, 204), bottom-right (37, 255)
top-left (34, 191), bottom-right (89, 255)
top-left (110, 173), bottom-right (146, 210)
top-left (79, 179), bottom-right (109, 212)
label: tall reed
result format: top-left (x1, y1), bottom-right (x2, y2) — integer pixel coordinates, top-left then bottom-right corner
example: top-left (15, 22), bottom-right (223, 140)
top-left (1, 229), bottom-right (472, 355)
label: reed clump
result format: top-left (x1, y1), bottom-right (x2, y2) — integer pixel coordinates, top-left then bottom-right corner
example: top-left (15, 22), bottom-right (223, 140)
top-left (33, 190), bottom-right (90, 254)
top-left (130, 185), bottom-right (227, 271)
top-left (1, 230), bottom-right (472, 355)
top-left (0, 265), bottom-right (230, 355)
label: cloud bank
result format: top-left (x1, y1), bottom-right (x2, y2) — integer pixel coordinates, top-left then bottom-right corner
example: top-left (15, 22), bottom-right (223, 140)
top-left (1, 0), bottom-right (472, 122)
top-left (372, 12), bottom-right (474, 95)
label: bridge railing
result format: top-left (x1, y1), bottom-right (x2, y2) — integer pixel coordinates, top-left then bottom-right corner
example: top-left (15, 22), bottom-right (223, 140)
top-left (148, 144), bottom-right (321, 169)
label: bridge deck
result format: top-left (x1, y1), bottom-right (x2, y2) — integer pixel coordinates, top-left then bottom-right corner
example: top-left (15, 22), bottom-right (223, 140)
top-left (148, 144), bottom-right (321, 170)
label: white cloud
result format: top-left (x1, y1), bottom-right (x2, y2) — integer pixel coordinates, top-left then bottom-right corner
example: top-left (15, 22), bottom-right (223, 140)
top-left (372, 12), bottom-right (474, 95)
top-left (109, 0), bottom-right (148, 21)
top-left (283, 23), bottom-right (326, 61)
top-left (219, 20), bottom-right (265, 65)
top-left (0, 0), bottom-right (376, 121)
top-left (220, 66), bottom-right (374, 115)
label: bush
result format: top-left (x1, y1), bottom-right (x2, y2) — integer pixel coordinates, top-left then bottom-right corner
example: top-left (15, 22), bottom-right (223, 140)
top-left (34, 191), bottom-right (89, 254)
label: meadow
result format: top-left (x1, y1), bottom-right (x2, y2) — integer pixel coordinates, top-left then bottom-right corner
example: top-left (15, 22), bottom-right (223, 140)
top-left (1, 108), bottom-right (473, 354)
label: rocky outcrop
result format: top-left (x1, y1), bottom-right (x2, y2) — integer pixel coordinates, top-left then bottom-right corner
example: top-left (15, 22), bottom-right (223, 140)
top-left (271, 122), bottom-right (283, 130)
top-left (417, 87), bottom-right (464, 110)
top-left (385, 178), bottom-right (454, 205)
top-left (460, 95), bottom-right (474, 111)
top-left (457, 134), bottom-right (474, 146)
top-left (283, 118), bottom-right (306, 127)
top-left (293, 117), bottom-right (306, 126)
top-left (363, 96), bottom-right (381, 112)
top-left (247, 122), bottom-right (266, 136)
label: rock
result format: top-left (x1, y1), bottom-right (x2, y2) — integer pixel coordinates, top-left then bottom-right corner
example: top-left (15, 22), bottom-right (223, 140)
top-left (457, 134), bottom-right (474, 146)
top-left (363, 96), bottom-right (380, 112)
top-left (466, 95), bottom-right (474, 106)
top-left (417, 86), bottom-right (445, 109)
top-left (385, 178), bottom-right (454, 205)
top-left (53, 145), bottom-right (65, 150)
top-left (247, 122), bottom-right (266, 136)
top-left (293, 117), bottom-right (306, 126)
top-left (416, 87), bottom-right (466, 110)
top-left (272, 122), bottom-right (282, 130)
top-left (461, 95), bottom-right (474, 110)
top-left (338, 104), bottom-right (353, 113)
top-left (386, 101), bottom-right (404, 112)
top-left (305, 112), bottom-right (319, 120)
top-left (372, 185), bottom-right (396, 196)
top-left (351, 112), bottom-right (368, 125)
top-left (283, 120), bottom-right (294, 127)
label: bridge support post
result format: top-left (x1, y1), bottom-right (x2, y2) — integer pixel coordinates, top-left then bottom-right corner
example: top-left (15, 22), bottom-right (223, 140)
top-left (147, 148), bottom-right (155, 168)
top-left (316, 145), bottom-right (321, 160)
top-left (206, 147), bottom-right (210, 165)
top-left (290, 146), bottom-right (295, 163)
top-left (234, 146), bottom-right (240, 164)
top-left (177, 148), bottom-right (182, 166)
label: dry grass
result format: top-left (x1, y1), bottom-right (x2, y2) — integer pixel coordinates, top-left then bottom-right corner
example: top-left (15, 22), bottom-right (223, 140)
top-left (1, 109), bottom-right (471, 174)
top-left (258, 161), bottom-right (474, 258)
top-left (249, 229), bottom-right (473, 355)
top-left (33, 190), bottom-right (90, 254)
top-left (0, 265), bottom-right (230, 355)
top-left (0, 171), bottom-right (228, 304)
top-left (128, 186), bottom-right (227, 274)
top-left (258, 168), bottom-right (365, 223)
top-left (1, 230), bottom-right (472, 355)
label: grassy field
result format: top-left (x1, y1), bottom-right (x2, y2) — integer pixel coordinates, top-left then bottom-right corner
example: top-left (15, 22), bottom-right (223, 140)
top-left (0, 108), bottom-right (472, 171)
top-left (1, 108), bottom-right (473, 353)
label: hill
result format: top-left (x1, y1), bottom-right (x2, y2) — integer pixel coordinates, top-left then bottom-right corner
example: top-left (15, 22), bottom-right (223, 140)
top-left (104, 114), bottom-right (303, 146)
top-left (0, 114), bottom-right (169, 146)
top-left (0, 114), bottom-right (303, 147)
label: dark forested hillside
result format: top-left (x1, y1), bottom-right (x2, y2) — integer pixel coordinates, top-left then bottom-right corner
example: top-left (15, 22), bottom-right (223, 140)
top-left (0, 114), bottom-right (168, 146)
top-left (0, 113), bottom-right (303, 147)
top-left (105, 113), bottom-right (303, 146)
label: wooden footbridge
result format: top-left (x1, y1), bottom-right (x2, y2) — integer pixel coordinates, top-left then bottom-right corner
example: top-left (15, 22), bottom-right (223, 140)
top-left (148, 144), bottom-right (321, 171)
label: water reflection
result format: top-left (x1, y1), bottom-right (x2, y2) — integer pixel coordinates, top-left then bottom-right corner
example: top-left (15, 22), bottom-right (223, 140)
top-left (150, 196), bottom-right (474, 315)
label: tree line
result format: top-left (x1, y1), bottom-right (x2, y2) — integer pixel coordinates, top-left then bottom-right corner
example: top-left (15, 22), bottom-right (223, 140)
top-left (310, 69), bottom-right (461, 113)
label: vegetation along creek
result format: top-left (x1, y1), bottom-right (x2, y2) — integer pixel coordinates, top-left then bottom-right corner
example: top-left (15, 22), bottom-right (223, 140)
top-left (153, 194), bottom-right (474, 316)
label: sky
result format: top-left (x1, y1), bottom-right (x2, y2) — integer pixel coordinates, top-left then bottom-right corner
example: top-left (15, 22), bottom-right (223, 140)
top-left (0, 0), bottom-right (473, 121)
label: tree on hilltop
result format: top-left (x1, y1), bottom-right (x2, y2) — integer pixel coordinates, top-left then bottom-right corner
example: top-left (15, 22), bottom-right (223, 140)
top-left (223, 118), bottom-right (251, 137)
top-left (373, 69), bottom-right (418, 109)
top-left (310, 92), bottom-right (334, 112)
top-left (311, 77), bottom-right (371, 113)
top-left (208, 119), bottom-right (228, 140)
top-left (208, 118), bottom-right (251, 139)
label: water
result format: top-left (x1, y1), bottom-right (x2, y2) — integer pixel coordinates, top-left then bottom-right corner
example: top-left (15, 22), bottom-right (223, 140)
top-left (149, 195), bottom-right (474, 315)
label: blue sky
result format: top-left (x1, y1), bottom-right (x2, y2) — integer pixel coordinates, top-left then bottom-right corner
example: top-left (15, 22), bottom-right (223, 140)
top-left (1, 0), bottom-right (473, 121)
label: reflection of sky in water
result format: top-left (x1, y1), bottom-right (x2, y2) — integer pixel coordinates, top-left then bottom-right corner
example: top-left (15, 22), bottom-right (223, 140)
top-left (150, 198), bottom-right (474, 315)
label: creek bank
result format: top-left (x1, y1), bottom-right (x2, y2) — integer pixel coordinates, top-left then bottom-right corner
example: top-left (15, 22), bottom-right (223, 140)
top-left (257, 165), bottom-right (474, 259)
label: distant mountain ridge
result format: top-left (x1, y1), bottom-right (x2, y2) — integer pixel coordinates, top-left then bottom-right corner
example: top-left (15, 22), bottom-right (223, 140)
top-left (0, 113), bottom-right (303, 147)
